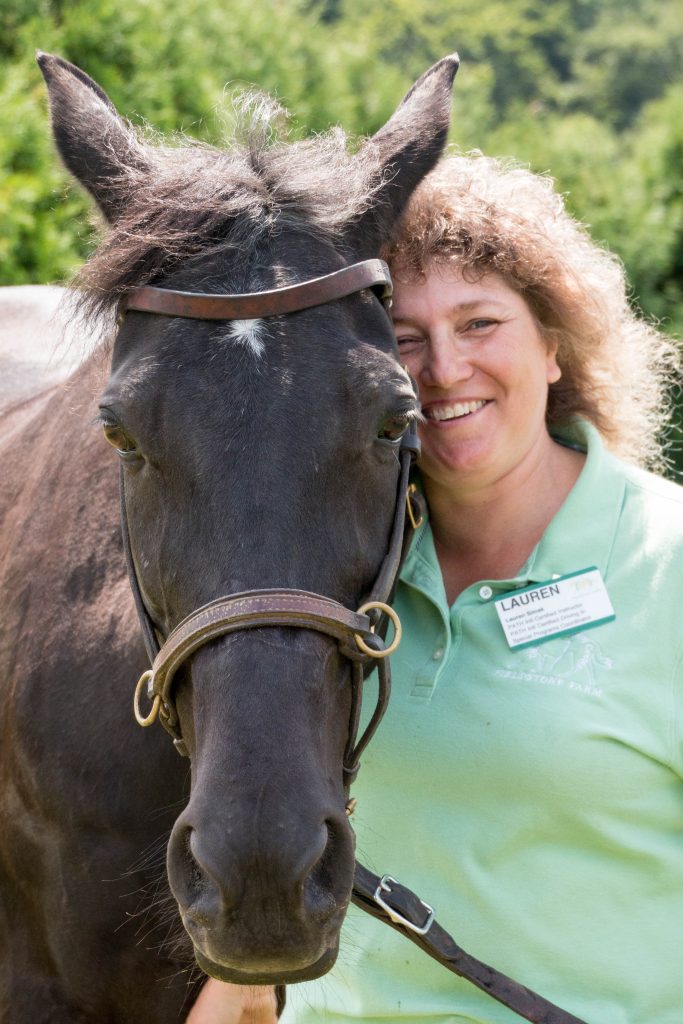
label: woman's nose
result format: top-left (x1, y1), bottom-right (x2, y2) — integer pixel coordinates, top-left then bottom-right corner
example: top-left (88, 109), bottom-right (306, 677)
top-left (420, 335), bottom-right (473, 390)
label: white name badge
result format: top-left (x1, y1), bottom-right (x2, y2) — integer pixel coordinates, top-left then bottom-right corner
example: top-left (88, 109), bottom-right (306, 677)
top-left (494, 567), bottom-right (615, 650)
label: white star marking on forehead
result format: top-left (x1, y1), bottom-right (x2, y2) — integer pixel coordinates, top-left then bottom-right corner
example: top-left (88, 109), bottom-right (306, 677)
top-left (225, 318), bottom-right (266, 358)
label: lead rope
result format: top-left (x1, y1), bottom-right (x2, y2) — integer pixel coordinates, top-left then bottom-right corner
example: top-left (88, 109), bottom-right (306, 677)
top-left (350, 864), bottom-right (587, 1024)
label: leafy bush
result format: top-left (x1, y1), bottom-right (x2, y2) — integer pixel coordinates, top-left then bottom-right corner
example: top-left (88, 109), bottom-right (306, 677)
top-left (2, 0), bottom-right (681, 468)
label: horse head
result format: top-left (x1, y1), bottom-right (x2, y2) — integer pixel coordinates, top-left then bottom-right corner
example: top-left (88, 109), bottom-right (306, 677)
top-left (38, 52), bottom-right (457, 985)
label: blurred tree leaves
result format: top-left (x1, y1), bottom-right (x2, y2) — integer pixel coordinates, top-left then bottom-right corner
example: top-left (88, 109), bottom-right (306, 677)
top-left (1, 0), bottom-right (682, 347)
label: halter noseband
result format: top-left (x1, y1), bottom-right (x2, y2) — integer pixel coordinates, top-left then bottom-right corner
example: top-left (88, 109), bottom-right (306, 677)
top-left (120, 258), bottom-right (423, 783)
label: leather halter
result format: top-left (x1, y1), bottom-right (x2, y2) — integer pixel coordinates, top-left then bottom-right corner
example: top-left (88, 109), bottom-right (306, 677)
top-left (120, 258), bottom-right (422, 779)
top-left (125, 437), bottom-right (419, 774)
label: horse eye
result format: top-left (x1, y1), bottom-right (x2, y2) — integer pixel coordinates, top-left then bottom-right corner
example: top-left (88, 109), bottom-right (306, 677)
top-left (102, 423), bottom-right (138, 456)
top-left (378, 414), bottom-right (411, 444)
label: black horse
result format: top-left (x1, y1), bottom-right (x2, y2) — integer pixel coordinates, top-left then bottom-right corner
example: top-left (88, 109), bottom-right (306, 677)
top-left (0, 53), bottom-right (457, 1021)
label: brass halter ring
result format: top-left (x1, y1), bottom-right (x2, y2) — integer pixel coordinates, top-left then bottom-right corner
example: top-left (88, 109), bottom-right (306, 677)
top-left (354, 601), bottom-right (402, 658)
top-left (133, 669), bottom-right (161, 726)
top-left (406, 483), bottom-right (424, 530)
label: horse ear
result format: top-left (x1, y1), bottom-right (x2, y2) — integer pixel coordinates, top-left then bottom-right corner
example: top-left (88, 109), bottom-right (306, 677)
top-left (351, 54), bottom-right (459, 254)
top-left (37, 52), bottom-right (149, 223)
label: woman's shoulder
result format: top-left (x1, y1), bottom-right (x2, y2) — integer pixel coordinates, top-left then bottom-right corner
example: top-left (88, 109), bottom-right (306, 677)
top-left (614, 456), bottom-right (683, 551)
top-left (620, 459), bottom-right (683, 509)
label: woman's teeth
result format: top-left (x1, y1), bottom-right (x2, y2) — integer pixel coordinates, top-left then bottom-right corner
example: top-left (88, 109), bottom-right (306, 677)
top-left (427, 400), bottom-right (488, 421)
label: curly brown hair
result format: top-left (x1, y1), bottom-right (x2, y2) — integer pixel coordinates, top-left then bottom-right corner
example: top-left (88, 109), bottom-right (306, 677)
top-left (384, 153), bottom-right (680, 471)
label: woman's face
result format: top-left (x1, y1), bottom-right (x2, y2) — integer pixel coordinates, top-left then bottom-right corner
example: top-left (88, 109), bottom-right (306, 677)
top-left (392, 265), bottom-right (561, 495)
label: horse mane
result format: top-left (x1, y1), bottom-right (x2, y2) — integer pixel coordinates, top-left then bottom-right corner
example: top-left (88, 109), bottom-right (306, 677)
top-left (73, 93), bottom-right (385, 327)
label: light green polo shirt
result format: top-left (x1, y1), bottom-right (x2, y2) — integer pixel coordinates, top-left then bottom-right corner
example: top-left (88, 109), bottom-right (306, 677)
top-left (282, 421), bottom-right (683, 1024)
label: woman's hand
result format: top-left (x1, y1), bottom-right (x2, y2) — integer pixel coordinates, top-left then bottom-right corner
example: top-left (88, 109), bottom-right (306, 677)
top-left (186, 979), bottom-right (277, 1023)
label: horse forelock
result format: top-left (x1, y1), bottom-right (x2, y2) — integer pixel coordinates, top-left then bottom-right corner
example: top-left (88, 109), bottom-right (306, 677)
top-left (72, 93), bottom-right (386, 331)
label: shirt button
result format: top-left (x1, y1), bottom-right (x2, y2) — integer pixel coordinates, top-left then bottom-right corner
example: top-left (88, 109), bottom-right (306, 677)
top-left (479, 585), bottom-right (493, 600)
top-left (432, 646), bottom-right (444, 661)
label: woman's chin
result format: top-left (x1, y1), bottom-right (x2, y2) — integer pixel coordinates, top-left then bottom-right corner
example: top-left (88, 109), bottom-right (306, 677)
top-left (420, 439), bottom-right (496, 488)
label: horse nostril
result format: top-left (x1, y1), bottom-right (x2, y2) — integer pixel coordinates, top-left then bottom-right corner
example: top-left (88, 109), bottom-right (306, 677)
top-left (185, 828), bottom-right (205, 894)
top-left (303, 817), bottom-right (353, 920)
top-left (168, 822), bottom-right (211, 911)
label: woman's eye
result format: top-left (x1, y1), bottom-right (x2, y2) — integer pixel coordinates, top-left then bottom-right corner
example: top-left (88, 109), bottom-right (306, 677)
top-left (396, 335), bottom-right (422, 352)
top-left (467, 318), bottom-right (496, 331)
top-left (378, 414), bottom-right (411, 443)
top-left (102, 422), bottom-right (138, 455)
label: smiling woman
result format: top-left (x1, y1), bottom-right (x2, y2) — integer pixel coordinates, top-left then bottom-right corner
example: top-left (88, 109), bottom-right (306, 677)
top-left (391, 268), bottom-right (566, 522)
top-left (279, 155), bottom-right (683, 1023)
top-left (386, 155), bottom-right (678, 473)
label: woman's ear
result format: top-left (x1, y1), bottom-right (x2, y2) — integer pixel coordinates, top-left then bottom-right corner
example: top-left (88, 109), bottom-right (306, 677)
top-left (546, 342), bottom-right (562, 384)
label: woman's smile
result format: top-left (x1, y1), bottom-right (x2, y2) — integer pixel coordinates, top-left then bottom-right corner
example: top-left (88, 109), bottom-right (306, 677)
top-left (423, 398), bottom-right (490, 422)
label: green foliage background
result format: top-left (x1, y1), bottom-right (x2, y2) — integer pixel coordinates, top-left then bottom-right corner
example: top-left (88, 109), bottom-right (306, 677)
top-left (2, 0), bottom-right (682, 463)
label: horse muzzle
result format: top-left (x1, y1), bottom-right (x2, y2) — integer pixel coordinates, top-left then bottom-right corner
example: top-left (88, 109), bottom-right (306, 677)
top-left (167, 790), bottom-right (355, 978)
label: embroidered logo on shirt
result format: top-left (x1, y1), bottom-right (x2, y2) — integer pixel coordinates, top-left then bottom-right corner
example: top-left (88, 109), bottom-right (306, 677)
top-left (495, 632), bottom-right (613, 697)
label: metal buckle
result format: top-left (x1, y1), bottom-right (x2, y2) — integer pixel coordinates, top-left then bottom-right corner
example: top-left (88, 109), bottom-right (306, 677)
top-left (373, 874), bottom-right (434, 935)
